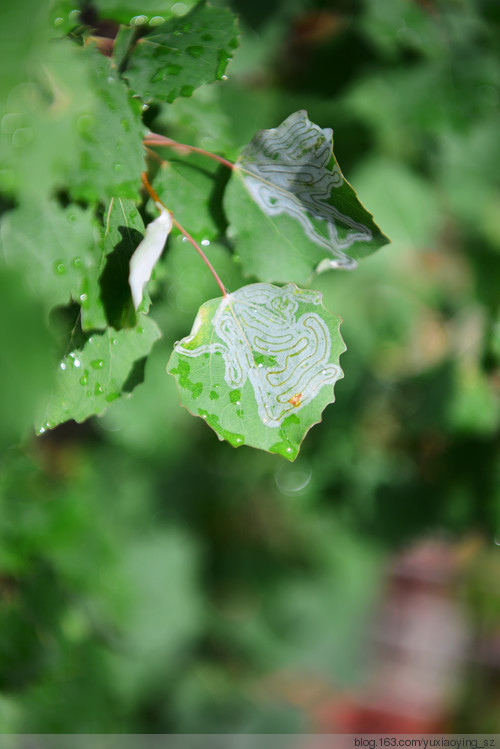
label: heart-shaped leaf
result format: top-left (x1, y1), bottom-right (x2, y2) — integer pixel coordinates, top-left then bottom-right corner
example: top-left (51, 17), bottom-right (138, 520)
top-left (168, 283), bottom-right (345, 460)
top-left (120, 1), bottom-right (239, 104)
top-left (224, 110), bottom-right (390, 284)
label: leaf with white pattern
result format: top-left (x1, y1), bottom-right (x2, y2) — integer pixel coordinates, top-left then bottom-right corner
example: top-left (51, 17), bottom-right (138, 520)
top-left (168, 283), bottom-right (345, 460)
top-left (224, 110), bottom-right (390, 283)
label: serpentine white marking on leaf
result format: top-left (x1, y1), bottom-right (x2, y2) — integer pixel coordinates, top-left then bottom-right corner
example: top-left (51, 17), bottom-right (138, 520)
top-left (237, 110), bottom-right (373, 269)
top-left (174, 283), bottom-right (342, 427)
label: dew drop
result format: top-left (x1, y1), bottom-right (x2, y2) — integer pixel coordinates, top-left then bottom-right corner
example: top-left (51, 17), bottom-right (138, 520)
top-left (136, 327), bottom-right (144, 334)
top-left (201, 239), bottom-right (210, 246)
top-left (130, 14), bottom-right (148, 25)
top-left (113, 162), bottom-right (123, 173)
top-left (275, 459), bottom-right (312, 494)
top-left (94, 383), bottom-right (104, 395)
top-left (79, 371), bottom-right (89, 386)
top-left (73, 257), bottom-right (82, 267)
top-left (60, 362), bottom-right (67, 370)
top-left (53, 261), bottom-right (67, 276)
top-left (90, 359), bottom-right (104, 369)
top-left (172, 2), bottom-right (187, 14)
top-left (53, 16), bottom-right (64, 26)
top-left (38, 426), bottom-right (46, 434)
top-left (76, 114), bottom-right (94, 135)
top-left (149, 15), bottom-right (165, 26)
top-left (86, 390), bottom-right (92, 397)
top-left (69, 9), bottom-right (80, 22)
top-left (216, 50), bottom-right (230, 80)
top-left (79, 293), bottom-right (88, 303)
top-left (12, 127), bottom-right (33, 148)
top-left (112, 338), bottom-right (118, 345)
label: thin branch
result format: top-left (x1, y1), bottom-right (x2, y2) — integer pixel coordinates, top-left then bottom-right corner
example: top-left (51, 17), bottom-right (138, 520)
top-left (144, 132), bottom-right (235, 171)
top-left (140, 172), bottom-right (228, 297)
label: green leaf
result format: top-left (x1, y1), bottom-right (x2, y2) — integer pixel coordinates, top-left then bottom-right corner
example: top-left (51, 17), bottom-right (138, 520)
top-left (168, 282), bottom-right (345, 460)
top-left (93, 0), bottom-right (196, 26)
top-left (0, 266), bottom-right (54, 452)
top-left (37, 314), bottom-right (161, 432)
top-left (0, 37), bottom-right (94, 199)
top-left (98, 198), bottom-right (148, 328)
top-left (149, 154), bottom-right (222, 242)
top-left (120, 1), bottom-right (239, 104)
top-left (0, 199), bottom-right (97, 315)
top-left (224, 110), bottom-right (390, 284)
top-left (69, 46), bottom-right (146, 202)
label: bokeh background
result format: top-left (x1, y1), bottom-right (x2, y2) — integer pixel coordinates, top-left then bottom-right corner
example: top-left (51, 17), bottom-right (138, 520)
top-left (1, 0), bottom-right (500, 733)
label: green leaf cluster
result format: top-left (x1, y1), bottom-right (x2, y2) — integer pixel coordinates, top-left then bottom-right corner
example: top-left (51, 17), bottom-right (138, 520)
top-left (0, 0), bottom-right (390, 458)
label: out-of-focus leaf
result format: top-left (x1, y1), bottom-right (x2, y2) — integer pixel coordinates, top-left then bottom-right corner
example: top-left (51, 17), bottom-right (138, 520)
top-left (94, 0), bottom-right (196, 26)
top-left (69, 45), bottom-right (146, 202)
top-left (448, 364), bottom-right (500, 435)
top-left (224, 110), bottom-right (389, 284)
top-left (0, 0), bottom-right (51, 119)
top-left (168, 283), bottom-right (345, 460)
top-left (104, 530), bottom-right (203, 698)
top-left (0, 38), bottom-right (93, 198)
top-left (37, 314), bottom-right (161, 431)
top-left (348, 157), bottom-right (441, 250)
top-left (0, 267), bottom-right (54, 451)
top-left (120, 1), bottom-right (239, 103)
top-left (0, 199), bottom-right (97, 314)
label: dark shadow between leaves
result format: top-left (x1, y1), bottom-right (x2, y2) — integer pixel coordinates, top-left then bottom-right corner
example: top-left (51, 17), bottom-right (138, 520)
top-left (99, 225), bottom-right (143, 329)
top-left (210, 164), bottom-right (231, 237)
top-left (122, 356), bottom-right (147, 393)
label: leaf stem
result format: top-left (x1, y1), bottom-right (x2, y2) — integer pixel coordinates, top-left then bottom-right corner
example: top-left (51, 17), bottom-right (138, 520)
top-left (140, 172), bottom-right (228, 297)
top-left (143, 132), bottom-right (235, 171)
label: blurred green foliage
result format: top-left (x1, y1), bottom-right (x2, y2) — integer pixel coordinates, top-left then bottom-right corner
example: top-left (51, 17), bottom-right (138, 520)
top-left (1, 0), bottom-right (500, 733)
